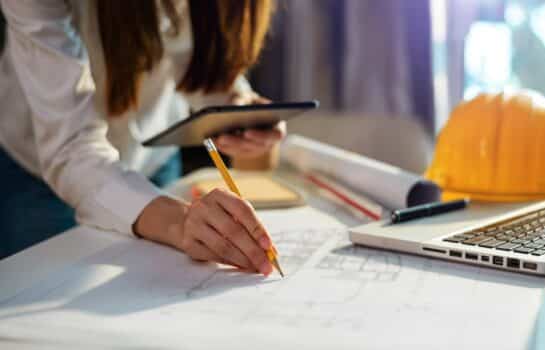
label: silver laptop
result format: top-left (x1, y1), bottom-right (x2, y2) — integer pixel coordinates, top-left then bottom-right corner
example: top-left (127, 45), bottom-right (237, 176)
top-left (349, 201), bottom-right (545, 275)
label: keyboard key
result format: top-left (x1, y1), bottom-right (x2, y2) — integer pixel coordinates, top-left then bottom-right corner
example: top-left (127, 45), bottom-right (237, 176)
top-left (496, 243), bottom-right (521, 251)
top-left (524, 243), bottom-right (545, 249)
top-left (460, 210), bottom-right (545, 252)
top-left (479, 239), bottom-right (505, 248)
top-left (462, 236), bottom-right (491, 246)
top-left (531, 249), bottom-right (545, 256)
top-left (514, 247), bottom-right (535, 254)
top-left (444, 237), bottom-right (465, 243)
top-left (443, 235), bottom-right (472, 243)
top-left (495, 234), bottom-right (513, 241)
top-left (512, 239), bottom-right (532, 244)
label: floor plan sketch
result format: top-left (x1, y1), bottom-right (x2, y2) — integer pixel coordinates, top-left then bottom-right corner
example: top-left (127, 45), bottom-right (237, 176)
top-left (1, 205), bottom-right (544, 350)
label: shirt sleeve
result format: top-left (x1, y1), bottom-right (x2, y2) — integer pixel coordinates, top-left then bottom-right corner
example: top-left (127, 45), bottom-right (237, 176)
top-left (1, 0), bottom-right (162, 235)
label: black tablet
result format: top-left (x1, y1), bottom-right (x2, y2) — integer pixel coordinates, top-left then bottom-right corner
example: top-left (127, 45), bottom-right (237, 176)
top-left (142, 100), bottom-right (319, 147)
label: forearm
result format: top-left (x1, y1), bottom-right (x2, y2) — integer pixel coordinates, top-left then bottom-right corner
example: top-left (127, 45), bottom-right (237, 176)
top-left (133, 196), bottom-right (190, 249)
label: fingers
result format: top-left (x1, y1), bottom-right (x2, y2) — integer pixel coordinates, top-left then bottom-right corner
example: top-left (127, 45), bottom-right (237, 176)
top-left (244, 128), bottom-right (284, 145)
top-left (210, 206), bottom-right (271, 274)
top-left (215, 128), bottom-right (283, 158)
top-left (184, 239), bottom-right (218, 262)
top-left (182, 190), bottom-right (274, 276)
top-left (231, 95), bottom-right (247, 106)
top-left (218, 124), bottom-right (284, 145)
top-left (215, 135), bottom-right (269, 159)
top-left (182, 201), bottom-right (251, 270)
top-left (208, 189), bottom-right (273, 251)
top-left (197, 224), bottom-right (254, 270)
top-left (230, 92), bottom-right (271, 106)
top-left (182, 225), bottom-right (252, 271)
top-left (204, 201), bottom-right (272, 274)
top-left (253, 96), bottom-right (272, 104)
top-left (217, 134), bottom-right (266, 151)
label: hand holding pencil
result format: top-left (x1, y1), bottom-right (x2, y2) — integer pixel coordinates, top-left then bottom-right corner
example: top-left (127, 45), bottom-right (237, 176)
top-left (204, 138), bottom-right (284, 277)
top-left (133, 137), bottom-right (282, 276)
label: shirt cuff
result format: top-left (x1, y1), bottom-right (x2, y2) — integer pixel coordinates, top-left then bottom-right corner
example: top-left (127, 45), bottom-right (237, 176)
top-left (76, 171), bottom-right (163, 235)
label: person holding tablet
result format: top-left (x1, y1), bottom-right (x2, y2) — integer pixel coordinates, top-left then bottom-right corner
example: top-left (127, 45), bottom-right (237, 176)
top-left (0, 0), bottom-right (283, 275)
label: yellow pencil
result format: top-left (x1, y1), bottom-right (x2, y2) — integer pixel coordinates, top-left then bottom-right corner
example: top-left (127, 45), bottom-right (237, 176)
top-left (203, 137), bottom-right (284, 277)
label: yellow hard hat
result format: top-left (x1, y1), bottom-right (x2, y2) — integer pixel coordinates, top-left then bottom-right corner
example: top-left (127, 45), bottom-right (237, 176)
top-left (425, 90), bottom-right (545, 202)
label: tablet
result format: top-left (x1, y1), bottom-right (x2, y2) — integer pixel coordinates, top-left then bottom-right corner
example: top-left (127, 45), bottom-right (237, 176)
top-left (142, 101), bottom-right (319, 147)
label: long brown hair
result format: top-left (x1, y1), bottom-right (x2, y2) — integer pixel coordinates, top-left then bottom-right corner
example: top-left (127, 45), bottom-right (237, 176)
top-left (96, 0), bottom-right (273, 116)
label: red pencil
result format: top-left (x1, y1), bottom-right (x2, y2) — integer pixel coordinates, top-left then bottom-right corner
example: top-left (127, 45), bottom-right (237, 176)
top-left (305, 173), bottom-right (382, 221)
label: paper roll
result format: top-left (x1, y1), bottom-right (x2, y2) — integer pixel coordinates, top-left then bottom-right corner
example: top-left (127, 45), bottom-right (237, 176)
top-left (280, 135), bottom-right (441, 210)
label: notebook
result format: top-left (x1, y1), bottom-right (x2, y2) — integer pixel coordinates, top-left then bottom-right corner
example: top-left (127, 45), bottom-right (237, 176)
top-left (192, 174), bottom-right (305, 209)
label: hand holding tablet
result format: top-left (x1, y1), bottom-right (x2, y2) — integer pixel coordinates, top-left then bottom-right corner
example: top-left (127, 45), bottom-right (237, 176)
top-left (142, 101), bottom-right (319, 147)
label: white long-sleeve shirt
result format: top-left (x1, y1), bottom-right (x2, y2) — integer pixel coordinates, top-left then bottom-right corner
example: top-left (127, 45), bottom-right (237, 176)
top-left (0, 0), bottom-right (252, 235)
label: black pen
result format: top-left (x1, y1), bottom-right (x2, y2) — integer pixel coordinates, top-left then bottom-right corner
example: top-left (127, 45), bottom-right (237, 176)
top-left (391, 198), bottom-right (470, 224)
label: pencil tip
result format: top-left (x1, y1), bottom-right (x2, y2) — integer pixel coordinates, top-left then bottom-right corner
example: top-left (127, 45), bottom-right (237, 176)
top-left (273, 259), bottom-right (285, 278)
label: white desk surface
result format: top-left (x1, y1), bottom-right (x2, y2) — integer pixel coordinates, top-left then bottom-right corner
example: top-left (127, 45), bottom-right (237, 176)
top-left (1, 168), bottom-right (545, 350)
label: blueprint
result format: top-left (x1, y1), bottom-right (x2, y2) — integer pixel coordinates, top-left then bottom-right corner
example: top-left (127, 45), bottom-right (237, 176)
top-left (0, 206), bottom-right (544, 350)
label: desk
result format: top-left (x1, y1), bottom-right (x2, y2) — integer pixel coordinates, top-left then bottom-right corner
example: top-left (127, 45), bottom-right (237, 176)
top-left (1, 168), bottom-right (544, 350)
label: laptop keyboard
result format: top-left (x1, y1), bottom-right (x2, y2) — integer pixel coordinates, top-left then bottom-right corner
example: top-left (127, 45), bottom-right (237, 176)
top-left (443, 208), bottom-right (545, 256)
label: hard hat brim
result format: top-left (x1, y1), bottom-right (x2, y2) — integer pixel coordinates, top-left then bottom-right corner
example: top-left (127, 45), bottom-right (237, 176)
top-left (442, 189), bottom-right (545, 203)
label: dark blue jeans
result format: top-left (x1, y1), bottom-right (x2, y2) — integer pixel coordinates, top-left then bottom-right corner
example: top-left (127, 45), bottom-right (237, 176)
top-left (0, 148), bottom-right (182, 259)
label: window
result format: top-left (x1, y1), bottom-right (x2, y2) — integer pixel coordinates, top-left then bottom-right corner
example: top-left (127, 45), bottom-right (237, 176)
top-left (432, 0), bottom-right (545, 131)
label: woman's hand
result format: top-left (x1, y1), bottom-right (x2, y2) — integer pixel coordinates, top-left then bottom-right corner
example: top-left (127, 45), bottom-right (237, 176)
top-left (133, 191), bottom-right (274, 276)
top-left (229, 90), bottom-right (271, 106)
top-left (214, 123), bottom-right (286, 159)
top-left (214, 91), bottom-right (286, 159)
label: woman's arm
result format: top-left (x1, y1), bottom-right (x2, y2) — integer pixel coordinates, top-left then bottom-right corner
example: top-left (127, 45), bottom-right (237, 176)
top-left (1, 0), bottom-right (162, 234)
top-left (1, 1), bottom-right (275, 274)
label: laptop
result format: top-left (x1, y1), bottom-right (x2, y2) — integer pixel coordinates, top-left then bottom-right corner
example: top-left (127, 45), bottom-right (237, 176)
top-left (349, 201), bottom-right (545, 275)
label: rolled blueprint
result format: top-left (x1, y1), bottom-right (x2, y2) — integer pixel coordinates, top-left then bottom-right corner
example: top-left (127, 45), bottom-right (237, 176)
top-left (280, 135), bottom-right (441, 210)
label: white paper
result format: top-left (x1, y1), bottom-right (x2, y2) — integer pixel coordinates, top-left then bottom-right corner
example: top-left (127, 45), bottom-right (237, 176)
top-left (280, 134), bottom-right (441, 209)
top-left (1, 205), bottom-right (543, 350)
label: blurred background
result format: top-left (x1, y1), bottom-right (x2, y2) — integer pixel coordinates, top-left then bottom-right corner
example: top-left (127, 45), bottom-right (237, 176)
top-left (249, 0), bottom-right (545, 133)
top-left (1, 1), bottom-right (544, 172)
top-left (244, 0), bottom-right (545, 173)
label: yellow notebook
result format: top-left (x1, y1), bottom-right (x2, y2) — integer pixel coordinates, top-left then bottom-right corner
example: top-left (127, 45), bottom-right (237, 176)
top-left (192, 174), bottom-right (305, 209)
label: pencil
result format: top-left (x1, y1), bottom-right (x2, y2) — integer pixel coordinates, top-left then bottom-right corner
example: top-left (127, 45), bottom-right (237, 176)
top-left (203, 137), bottom-right (284, 277)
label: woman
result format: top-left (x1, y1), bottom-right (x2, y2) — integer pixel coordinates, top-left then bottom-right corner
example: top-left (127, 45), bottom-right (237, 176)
top-left (0, 0), bottom-right (283, 276)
